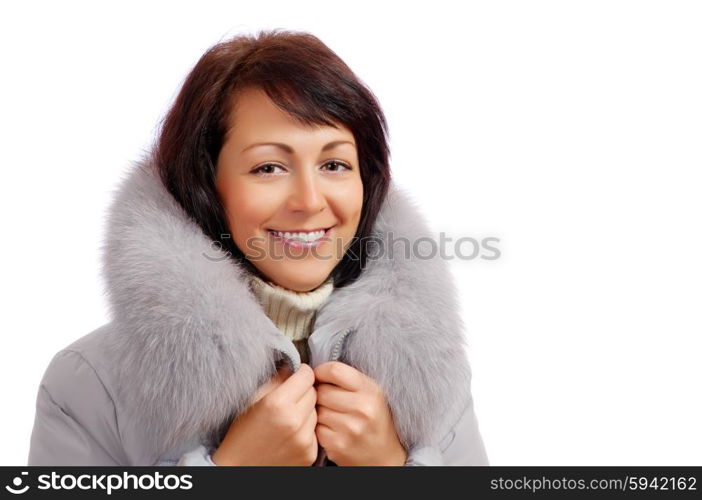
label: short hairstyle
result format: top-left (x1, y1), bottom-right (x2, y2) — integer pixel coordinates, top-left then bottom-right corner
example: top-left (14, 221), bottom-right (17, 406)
top-left (153, 28), bottom-right (391, 288)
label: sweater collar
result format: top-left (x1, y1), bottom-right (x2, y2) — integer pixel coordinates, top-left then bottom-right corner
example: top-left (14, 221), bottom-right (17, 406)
top-left (103, 156), bottom-right (473, 460)
top-left (248, 273), bottom-right (334, 341)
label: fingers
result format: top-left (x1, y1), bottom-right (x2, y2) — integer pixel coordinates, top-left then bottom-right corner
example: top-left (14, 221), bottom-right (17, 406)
top-left (313, 361), bottom-right (365, 391)
top-left (300, 401), bottom-right (318, 444)
top-left (298, 384), bottom-right (317, 414)
top-left (316, 382), bottom-right (358, 413)
top-left (302, 401), bottom-right (318, 433)
top-left (251, 363), bottom-right (293, 404)
top-left (316, 404), bottom-right (346, 430)
top-left (274, 363), bottom-right (316, 404)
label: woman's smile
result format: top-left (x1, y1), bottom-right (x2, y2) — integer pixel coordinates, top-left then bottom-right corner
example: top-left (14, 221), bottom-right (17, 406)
top-left (267, 226), bottom-right (334, 249)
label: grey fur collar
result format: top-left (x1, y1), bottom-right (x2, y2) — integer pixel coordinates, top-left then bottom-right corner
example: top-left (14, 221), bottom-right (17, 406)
top-left (103, 157), bottom-right (472, 459)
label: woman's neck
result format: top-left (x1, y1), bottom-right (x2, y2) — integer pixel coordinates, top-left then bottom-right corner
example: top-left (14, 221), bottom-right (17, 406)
top-left (248, 274), bottom-right (334, 341)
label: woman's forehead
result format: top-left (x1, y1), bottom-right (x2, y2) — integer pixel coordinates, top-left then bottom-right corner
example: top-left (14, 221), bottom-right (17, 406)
top-left (226, 87), bottom-right (353, 140)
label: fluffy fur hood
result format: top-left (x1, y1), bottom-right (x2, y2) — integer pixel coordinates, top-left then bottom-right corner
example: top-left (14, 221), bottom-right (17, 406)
top-left (102, 156), bottom-right (473, 459)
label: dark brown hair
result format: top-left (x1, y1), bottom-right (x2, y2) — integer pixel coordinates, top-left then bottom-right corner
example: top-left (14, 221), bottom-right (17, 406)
top-left (153, 28), bottom-right (391, 288)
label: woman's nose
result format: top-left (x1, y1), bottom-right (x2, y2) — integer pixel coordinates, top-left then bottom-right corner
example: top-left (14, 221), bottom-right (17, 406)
top-left (286, 169), bottom-right (326, 213)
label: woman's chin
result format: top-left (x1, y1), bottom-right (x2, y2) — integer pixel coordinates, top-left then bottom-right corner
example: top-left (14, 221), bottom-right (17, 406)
top-left (263, 266), bottom-right (332, 292)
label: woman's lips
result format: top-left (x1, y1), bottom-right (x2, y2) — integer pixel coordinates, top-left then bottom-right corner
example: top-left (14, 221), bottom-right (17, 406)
top-left (267, 227), bottom-right (333, 249)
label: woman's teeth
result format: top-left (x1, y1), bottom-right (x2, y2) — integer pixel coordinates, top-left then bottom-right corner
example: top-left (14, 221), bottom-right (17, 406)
top-left (269, 229), bottom-right (326, 242)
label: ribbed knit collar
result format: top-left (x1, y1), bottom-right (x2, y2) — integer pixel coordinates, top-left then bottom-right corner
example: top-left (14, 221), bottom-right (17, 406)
top-left (248, 273), bottom-right (334, 341)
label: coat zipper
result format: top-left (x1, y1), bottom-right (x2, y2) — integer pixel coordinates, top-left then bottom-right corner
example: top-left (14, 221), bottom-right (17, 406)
top-left (312, 326), bottom-right (356, 466)
top-left (329, 327), bottom-right (355, 362)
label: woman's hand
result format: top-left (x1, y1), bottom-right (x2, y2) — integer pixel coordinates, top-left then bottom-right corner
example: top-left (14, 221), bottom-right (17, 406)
top-left (314, 361), bottom-right (408, 466)
top-left (212, 362), bottom-right (318, 466)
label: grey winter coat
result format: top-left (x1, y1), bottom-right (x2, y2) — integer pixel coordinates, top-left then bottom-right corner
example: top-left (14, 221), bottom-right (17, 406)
top-left (27, 158), bottom-right (489, 466)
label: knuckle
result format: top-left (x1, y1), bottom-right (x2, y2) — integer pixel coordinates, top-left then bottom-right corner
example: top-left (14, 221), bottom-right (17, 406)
top-left (306, 445), bottom-right (318, 464)
top-left (286, 415), bottom-right (304, 433)
top-left (332, 435), bottom-right (347, 453)
top-left (300, 363), bottom-right (314, 380)
top-left (308, 431), bottom-right (318, 449)
top-left (303, 429), bottom-right (316, 447)
top-left (359, 401), bottom-right (376, 420)
top-left (290, 430), bottom-right (306, 448)
top-left (349, 421), bottom-right (364, 438)
top-left (262, 394), bottom-right (282, 412)
top-left (270, 412), bottom-right (289, 431)
top-left (329, 362), bottom-right (343, 379)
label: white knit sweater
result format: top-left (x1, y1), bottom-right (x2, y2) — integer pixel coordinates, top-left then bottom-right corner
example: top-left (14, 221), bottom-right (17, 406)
top-left (248, 273), bottom-right (334, 364)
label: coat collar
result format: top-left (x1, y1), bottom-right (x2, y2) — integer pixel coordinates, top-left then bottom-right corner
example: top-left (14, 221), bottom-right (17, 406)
top-left (103, 156), bottom-right (473, 459)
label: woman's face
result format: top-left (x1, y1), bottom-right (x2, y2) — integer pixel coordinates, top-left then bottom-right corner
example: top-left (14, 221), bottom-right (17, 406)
top-left (215, 87), bottom-right (364, 292)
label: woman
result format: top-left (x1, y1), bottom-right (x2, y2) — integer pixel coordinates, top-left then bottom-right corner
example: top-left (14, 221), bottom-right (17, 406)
top-left (28, 29), bottom-right (488, 466)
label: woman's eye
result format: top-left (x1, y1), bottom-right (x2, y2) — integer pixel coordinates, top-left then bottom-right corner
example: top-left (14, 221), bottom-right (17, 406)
top-left (251, 160), bottom-right (351, 177)
top-left (251, 163), bottom-right (285, 176)
top-left (322, 160), bottom-right (351, 172)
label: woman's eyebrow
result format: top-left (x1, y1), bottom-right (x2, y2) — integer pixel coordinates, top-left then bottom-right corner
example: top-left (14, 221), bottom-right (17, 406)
top-left (241, 140), bottom-right (355, 154)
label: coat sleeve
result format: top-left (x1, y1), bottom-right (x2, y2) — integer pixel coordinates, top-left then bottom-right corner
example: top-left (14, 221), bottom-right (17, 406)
top-left (173, 445), bottom-right (217, 466)
top-left (404, 393), bottom-right (489, 466)
top-left (28, 349), bottom-right (128, 465)
top-left (29, 349), bottom-right (218, 467)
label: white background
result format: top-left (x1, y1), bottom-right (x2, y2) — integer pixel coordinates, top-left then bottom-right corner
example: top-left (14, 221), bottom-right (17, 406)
top-left (1, 0), bottom-right (700, 466)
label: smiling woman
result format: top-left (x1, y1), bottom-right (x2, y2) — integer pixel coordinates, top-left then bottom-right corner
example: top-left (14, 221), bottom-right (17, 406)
top-left (214, 87), bottom-right (364, 292)
top-left (28, 28), bottom-right (488, 467)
